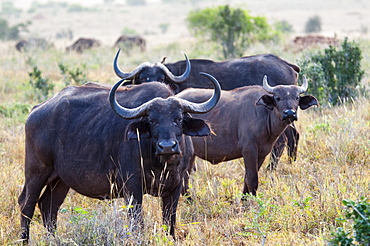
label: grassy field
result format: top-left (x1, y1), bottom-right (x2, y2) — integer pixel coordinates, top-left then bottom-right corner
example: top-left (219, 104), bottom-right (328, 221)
top-left (1, 2), bottom-right (370, 245)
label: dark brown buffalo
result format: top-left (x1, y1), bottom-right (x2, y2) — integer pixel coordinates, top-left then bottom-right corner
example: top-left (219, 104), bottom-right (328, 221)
top-left (177, 76), bottom-right (318, 196)
top-left (15, 38), bottom-right (52, 52)
top-left (113, 35), bottom-right (146, 52)
top-left (18, 73), bottom-right (221, 242)
top-left (113, 49), bottom-right (191, 92)
top-left (66, 37), bottom-right (101, 53)
top-left (114, 51), bottom-right (301, 169)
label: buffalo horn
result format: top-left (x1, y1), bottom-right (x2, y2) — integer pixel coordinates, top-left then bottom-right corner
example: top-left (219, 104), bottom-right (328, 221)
top-left (109, 72), bottom-right (221, 119)
top-left (299, 75), bottom-right (308, 94)
top-left (179, 72), bottom-right (221, 114)
top-left (113, 49), bottom-right (151, 79)
top-left (262, 75), bottom-right (275, 94)
top-left (109, 79), bottom-right (151, 119)
top-left (157, 54), bottom-right (191, 83)
top-left (113, 49), bottom-right (190, 83)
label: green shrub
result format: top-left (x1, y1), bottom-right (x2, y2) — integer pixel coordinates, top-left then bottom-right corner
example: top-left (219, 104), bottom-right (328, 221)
top-left (0, 103), bottom-right (31, 118)
top-left (274, 20), bottom-right (294, 34)
top-left (67, 4), bottom-right (96, 12)
top-left (187, 5), bottom-right (280, 59)
top-left (299, 37), bottom-right (365, 105)
top-left (1, 1), bottom-right (22, 15)
top-left (121, 27), bottom-right (138, 35)
top-left (159, 23), bottom-right (170, 34)
top-left (58, 63), bottom-right (87, 86)
top-left (28, 66), bottom-right (54, 102)
top-left (305, 15), bottom-right (322, 33)
top-left (0, 18), bottom-right (30, 40)
top-left (329, 197), bottom-right (370, 245)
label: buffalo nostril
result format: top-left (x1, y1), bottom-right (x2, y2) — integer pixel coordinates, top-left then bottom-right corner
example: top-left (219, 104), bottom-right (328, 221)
top-left (157, 140), bottom-right (179, 154)
top-left (282, 109), bottom-right (297, 121)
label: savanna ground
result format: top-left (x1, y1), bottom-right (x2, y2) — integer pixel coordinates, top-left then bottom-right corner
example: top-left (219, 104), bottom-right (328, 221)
top-left (1, 0), bottom-right (369, 245)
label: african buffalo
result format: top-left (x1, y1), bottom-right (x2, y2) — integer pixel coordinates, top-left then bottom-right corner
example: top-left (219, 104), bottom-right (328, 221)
top-left (15, 38), bottom-right (52, 52)
top-left (18, 73), bottom-right (221, 242)
top-left (177, 75), bottom-right (318, 196)
top-left (113, 49), bottom-right (191, 92)
top-left (66, 37), bottom-right (101, 53)
top-left (114, 50), bottom-right (301, 168)
top-left (113, 35), bottom-right (146, 52)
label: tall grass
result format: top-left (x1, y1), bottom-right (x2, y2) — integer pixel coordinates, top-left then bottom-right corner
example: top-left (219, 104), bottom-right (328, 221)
top-left (0, 38), bottom-right (369, 245)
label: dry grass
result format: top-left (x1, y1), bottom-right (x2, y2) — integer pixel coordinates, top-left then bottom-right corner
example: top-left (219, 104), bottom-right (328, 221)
top-left (0, 41), bottom-right (369, 245)
top-left (1, 2), bottom-right (370, 244)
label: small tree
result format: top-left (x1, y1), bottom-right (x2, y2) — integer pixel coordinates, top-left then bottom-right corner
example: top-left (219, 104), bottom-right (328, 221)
top-left (58, 63), bottom-right (87, 86)
top-left (29, 66), bottom-right (54, 102)
top-left (305, 15), bottom-right (322, 33)
top-left (0, 18), bottom-right (30, 40)
top-left (300, 37), bottom-right (365, 105)
top-left (187, 5), bottom-right (278, 59)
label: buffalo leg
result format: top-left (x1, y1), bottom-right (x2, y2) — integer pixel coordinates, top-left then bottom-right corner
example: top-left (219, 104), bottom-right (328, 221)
top-left (181, 155), bottom-right (195, 203)
top-left (162, 184), bottom-right (181, 239)
top-left (38, 178), bottom-right (70, 234)
top-left (268, 125), bottom-right (300, 170)
top-left (18, 161), bottom-right (53, 243)
top-left (242, 149), bottom-right (259, 197)
top-left (285, 124), bottom-right (299, 163)
top-left (268, 132), bottom-right (287, 170)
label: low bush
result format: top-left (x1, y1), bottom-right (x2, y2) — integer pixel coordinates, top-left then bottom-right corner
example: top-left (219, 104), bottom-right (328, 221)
top-left (58, 63), bottom-right (87, 86)
top-left (28, 66), bottom-right (54, 102)
top-left (329, 197), bottom-right (370, 245)
top-left (299, 37), bottom-right (365, 105)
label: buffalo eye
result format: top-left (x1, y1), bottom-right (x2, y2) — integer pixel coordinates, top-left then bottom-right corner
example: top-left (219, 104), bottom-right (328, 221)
top-left (275, 97), bottom-right (281, 102)
top-left (296, 96), bottom-right (300, 101)
top-left (149, 119), bottom-right (158, 125)
top-left (173, 118), bottom-right (183, 125)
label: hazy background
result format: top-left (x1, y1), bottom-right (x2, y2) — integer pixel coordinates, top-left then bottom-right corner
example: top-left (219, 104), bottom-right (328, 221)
top-left (5, 0), bottom-right (370, 52)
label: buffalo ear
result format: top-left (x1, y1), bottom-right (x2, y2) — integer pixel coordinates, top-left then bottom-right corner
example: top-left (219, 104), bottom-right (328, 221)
top-left (256, 95), bottom-right (274, 110)
top-left (126, 121), bottom-right (150, 140)
top-left (299, 95), bottom-right (319, 110)
top-left (183, 118), bottom-right (211, 136)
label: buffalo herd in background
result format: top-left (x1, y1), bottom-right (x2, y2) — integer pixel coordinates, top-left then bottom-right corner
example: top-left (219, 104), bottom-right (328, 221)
top-left (14, 34), bottom-right (335, 53)
top-left (15, 35), bottom-right (146, 53)
top-left (17, 31), bottom-right (320, 242)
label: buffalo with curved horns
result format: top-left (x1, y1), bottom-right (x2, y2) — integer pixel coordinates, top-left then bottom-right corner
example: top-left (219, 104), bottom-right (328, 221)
top-left (113, 35), bottom-right (146, 52)
top-left (66, 37), bottom-right (101, 53)
top-left (18, 72), bottom-right (221, 242)
top-left (114, 50), bottom-right (301, 169)
top-left (113, 49), bottom-right (191, 92)
top-left (177, 75), bottom-right (319, 196)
